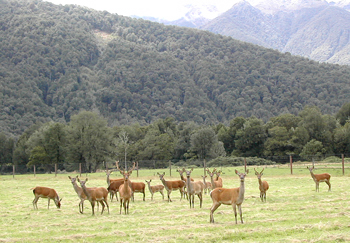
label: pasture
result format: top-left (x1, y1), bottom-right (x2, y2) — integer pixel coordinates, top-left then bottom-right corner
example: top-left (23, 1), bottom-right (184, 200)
top-left (0, 163), bottom-right (349, 242)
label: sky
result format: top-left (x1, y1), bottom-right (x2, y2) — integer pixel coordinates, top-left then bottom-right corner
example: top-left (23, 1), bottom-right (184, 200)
top-left (45, 0), bottom-right (241, 21)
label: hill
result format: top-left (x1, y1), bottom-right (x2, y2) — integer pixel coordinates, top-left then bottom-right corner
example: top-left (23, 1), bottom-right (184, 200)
top-left (1, 0), bottom-right (350, 137)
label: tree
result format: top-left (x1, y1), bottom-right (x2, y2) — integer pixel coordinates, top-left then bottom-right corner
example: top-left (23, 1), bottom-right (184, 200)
top-left (333, 122), bottom-right (350, 154)
top-left (300, 139), bottom-right (325, 164)
top-left (336, 102), bottom-right (350, 126)
top-left (190, 127), bottom-right (223, 161)
top-left (65, 111), bottom-right (114, 173)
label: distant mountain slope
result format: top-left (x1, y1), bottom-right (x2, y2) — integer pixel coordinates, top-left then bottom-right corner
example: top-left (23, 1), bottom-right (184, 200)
top-left (1, 0), bottom-right (350, 137)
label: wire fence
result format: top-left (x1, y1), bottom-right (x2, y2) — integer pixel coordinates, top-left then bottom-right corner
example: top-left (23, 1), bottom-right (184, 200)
top-left (1, 154), bottom-right (350, 177)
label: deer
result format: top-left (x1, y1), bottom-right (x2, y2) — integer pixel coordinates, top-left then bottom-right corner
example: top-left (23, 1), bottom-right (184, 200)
top-left (254, 168), bottom-right (269, 202)
top-left (201, 175), bottom-right (212, 194)
top-left (68, 175), bottom-right (88, 214)
top-left (107, 179), bottom-right (124, 202)
top-left (206, 168), bottom-right (222, 189)
top-left (78, 178), bottom-right (109, 216)
top-left (307, 166), bottom-right (331, 192)
top-left (145, 179), bottom-right (165, 201)
top-left (157, 172), bottom-right (186, 202)
top-left (214, 170), bottom-right (223, 188)
top-left (184, 168), bottom-right (204, 208)
top-left (177, 168), bottom-right (194, 200)
top-left (32, 186), bottom-right (62, 210)
top-left (209, 170), bottom-right (249, 224)
top-left (116, 161), bottom-right (135, 214)
top-left (106, 170), bottom-right (124, 201)
top-left (130, 180), bottom-right (146, 202)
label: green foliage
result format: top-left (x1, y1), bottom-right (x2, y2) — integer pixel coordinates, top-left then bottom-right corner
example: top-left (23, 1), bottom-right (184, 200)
top-left (207, 156), bottom-right (275, 167)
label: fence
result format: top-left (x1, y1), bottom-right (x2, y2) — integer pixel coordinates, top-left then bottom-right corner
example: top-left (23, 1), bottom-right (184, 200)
top-left (2, 154), bottom-right (350, 177)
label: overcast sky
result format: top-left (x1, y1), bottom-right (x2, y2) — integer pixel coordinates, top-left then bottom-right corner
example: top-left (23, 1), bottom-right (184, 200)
top-left (45, 0), bottom-right (242, 20)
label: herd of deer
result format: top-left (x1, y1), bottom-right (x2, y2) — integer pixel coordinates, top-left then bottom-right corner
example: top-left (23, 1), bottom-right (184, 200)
top-left (31, 163), bottom-right (331, 223)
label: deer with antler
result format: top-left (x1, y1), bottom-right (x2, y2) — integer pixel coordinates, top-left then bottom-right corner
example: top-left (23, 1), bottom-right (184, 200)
top-left (307, 166), bottom-right (331, 192)
top-left (78, 178), bottom-right (109, 216)
top-left (210, 170), bottom-right (248, 223)
top-left (157, 172), bottom-right (185, 202)
top-left (116, 161), bottom-right (135, 214)
top-left (184, 168), bottom-right (204, 208)
top-left (32, 186), bottom-right (62, 210)
top-left (254, 168), bottom-right (269, 202)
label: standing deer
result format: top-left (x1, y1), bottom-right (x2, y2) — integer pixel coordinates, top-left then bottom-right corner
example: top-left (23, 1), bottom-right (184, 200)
top-left (107, 179), bottom-right (124, 202)
top-left (106, 170), bottom-right (123, 201)
top-left (210, 170), bottom-right (249, 224)
top-left (78, 178), bottom-right (109, 216)
top-left (206, 168), bottom-right (222, 189)
top-left (177, 168), bottom-right (194, 200)
top-left (68, 176), bottom-right (87, 213)
top-left (254, 168), bottom-right (269, 202)
top-left (214, 170), bottom-right (223, 188)
top-left (32, 186), bottom-right (62, 210)
top-left (145, 179), bottom-right (165, 201)
top-left (307, 166), bottom-right (331, 192)
top-left (130, 180), bottom-right (146, 202)
top-left (116, 161), bottom-right (135, 214)
top-left (184, 168), bottom-right (204, 208)
top-left (157, 172), bottom-right (185, 202)
top-left (201, 175), bottom-right (211, 194)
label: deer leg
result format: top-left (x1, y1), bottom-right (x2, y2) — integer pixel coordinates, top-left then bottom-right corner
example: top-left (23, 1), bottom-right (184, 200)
top-left (119, 199), bottom-right (123, 214)
top-left (210, 202), bottom-right (221, 223)
top-left (33, 197), bottom-right (39, 210)
top-left (47, 198), bottom-right (51, 209)
top-left (143, 191), bottom-right (145, 201)
top-left (237, 204), bottom-right (244, 224)
top-left (99, 200), bottom-right (105, 215)
top-left (326, 181), bottom-right (331, 191)
top-left (167, 190), bottom-right (172, 202)
top-left (233, 204), bottom-right (238, 224)
top-left (91, 201), bottom-right (95, 216)
top-left (198, 193), bottom-right (203, 208)
top-left (126, 200), bottom-right (129, 214)
top-left (160, 191), bottom-right (164, 200)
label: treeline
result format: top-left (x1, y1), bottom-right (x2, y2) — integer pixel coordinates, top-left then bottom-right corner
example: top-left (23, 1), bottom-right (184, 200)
top-left (1, 103), bottom-right (350, 173)
top-left (1, 0), bottom-right (350, 138)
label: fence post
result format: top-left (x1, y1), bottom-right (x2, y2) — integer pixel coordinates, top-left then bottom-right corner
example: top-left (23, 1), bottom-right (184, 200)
top-left (203, 159), bottom-right (206, 176)
top-left (34, 165), bottom-right (36, 177)
top-left (55, 164), bottom-right (57, 177)
top-left (342, 154), bottom-right (345, 175)
top-left (137, 161), bottom-right (139, 177)
top-left (244, 158), bottom-right (247, 172)
top-left (12, 164), bottom-right (15, 179)
top-left (79, 163), bottom-right (82, 177)
top-left (169, 161), bottom-right (172, 177)
top-left (290, 155), bottom-right (293, 175)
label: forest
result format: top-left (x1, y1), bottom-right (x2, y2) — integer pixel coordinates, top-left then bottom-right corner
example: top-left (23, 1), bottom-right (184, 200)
top-left (1, 102), bottom-right (350, 173)
top-left (1, 0), bottom-right (350, 173)
top-left (1, 0), bottom-right (350, 138)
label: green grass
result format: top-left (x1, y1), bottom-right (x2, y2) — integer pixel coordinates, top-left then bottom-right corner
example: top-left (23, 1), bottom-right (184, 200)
top-left (0, 164), bottom-right (349, 242)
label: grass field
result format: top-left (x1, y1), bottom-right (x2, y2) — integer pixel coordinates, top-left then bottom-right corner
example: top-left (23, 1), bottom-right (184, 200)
top-left (0, 163), bottom-right (349, 242)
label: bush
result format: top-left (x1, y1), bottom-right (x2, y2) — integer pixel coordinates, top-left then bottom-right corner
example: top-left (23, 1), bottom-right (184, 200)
top-left (207, 156), bottom-right (275, 167)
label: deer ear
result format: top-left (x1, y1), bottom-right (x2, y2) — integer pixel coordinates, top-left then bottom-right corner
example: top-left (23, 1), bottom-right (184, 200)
top-left (246, 169), bottom-right (249, 174)
top-left (68, 176), bottom-right (71, 179)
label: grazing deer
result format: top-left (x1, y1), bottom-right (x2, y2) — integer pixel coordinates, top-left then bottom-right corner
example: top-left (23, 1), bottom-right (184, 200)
top-left (184, 168), bottom-right (204, 208)
top-left (107, 179), bottom-right (124, 202)
top-left (106, 170), bottom-right (124, 201)
top-left (157, 172), bottom-right (185, 202)
top-left (32, 186), bottom-right (62, 210)
top-left (206, 168), bottom-right (222, 189)
top-left (254, 168), bottom-right (269, 202)
top-left (130, 180), bottom-right (146, 202)
top-left (210, 170), bottom-right (249, 223)
top-left (68, 176), bottom-right (87, 213)
top-left (145, 179), bottom-right (165, 200)
top-left (116, 161), bottom-right (135, 214)
top-left (307, 166), bottom-right (331, 192)
top-left (201, 175), bottom-right (211, 194)
top-left (78, 178), bottom-right (109, 216)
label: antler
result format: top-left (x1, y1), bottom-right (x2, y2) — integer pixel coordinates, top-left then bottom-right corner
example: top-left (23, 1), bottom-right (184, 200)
top-left (116, 161), bottom-right (124, 174)
top-left (128, 162), bottom-right (136, 174)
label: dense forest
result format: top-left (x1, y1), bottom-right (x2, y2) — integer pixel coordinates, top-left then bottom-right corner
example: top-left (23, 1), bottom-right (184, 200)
top-left (1, 0), bottom-right (350, 138)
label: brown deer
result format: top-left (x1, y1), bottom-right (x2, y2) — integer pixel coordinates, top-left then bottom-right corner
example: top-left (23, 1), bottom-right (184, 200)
top-left (145, 179), bottom-right (165, 201)
top-left (177, 168), bottom-right (193, 199)
top-left (307, 166), bottom-right (331, 192)
top-left (201, 175), bottom-right (212, 194)
top-left (78, 178), bottom-right (109, 216)
top-left (116, 161), bottom-right (135, 214)
top-left (214, 170), bottom-right (223, 188)
top-left (184, 168), bottom-right (204, 208)
top-left (130, 180), bottom-right (146, 202)
top-left (106, 170), bottom-right (124, 201)
top-left (32, 186), bottom-right (62, 210)
top-left (206, 168), bottom-right (222, 189)
top-left (157, 172), bottom-right (185, 202)
top-left (68, 176), bottom-right (88, 213)
top-left (107, 179), bottom-right (124, 202)
top-left (254, 168), bottom-right (269, 202)
top-left (210, 170), bottom-right (249, 223)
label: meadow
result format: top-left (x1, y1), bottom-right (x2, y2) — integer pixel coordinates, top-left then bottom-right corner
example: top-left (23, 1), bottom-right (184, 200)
top-left (0, 163), bottom-right (349, 242)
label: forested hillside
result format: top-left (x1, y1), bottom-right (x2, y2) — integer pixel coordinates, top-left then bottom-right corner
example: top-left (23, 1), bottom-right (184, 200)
top-left (1, 0), bottom-right (350, 138)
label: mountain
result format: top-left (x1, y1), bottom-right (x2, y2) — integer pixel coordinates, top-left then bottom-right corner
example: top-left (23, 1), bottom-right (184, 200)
top-left (2, 0), bottom-right (350, 138)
